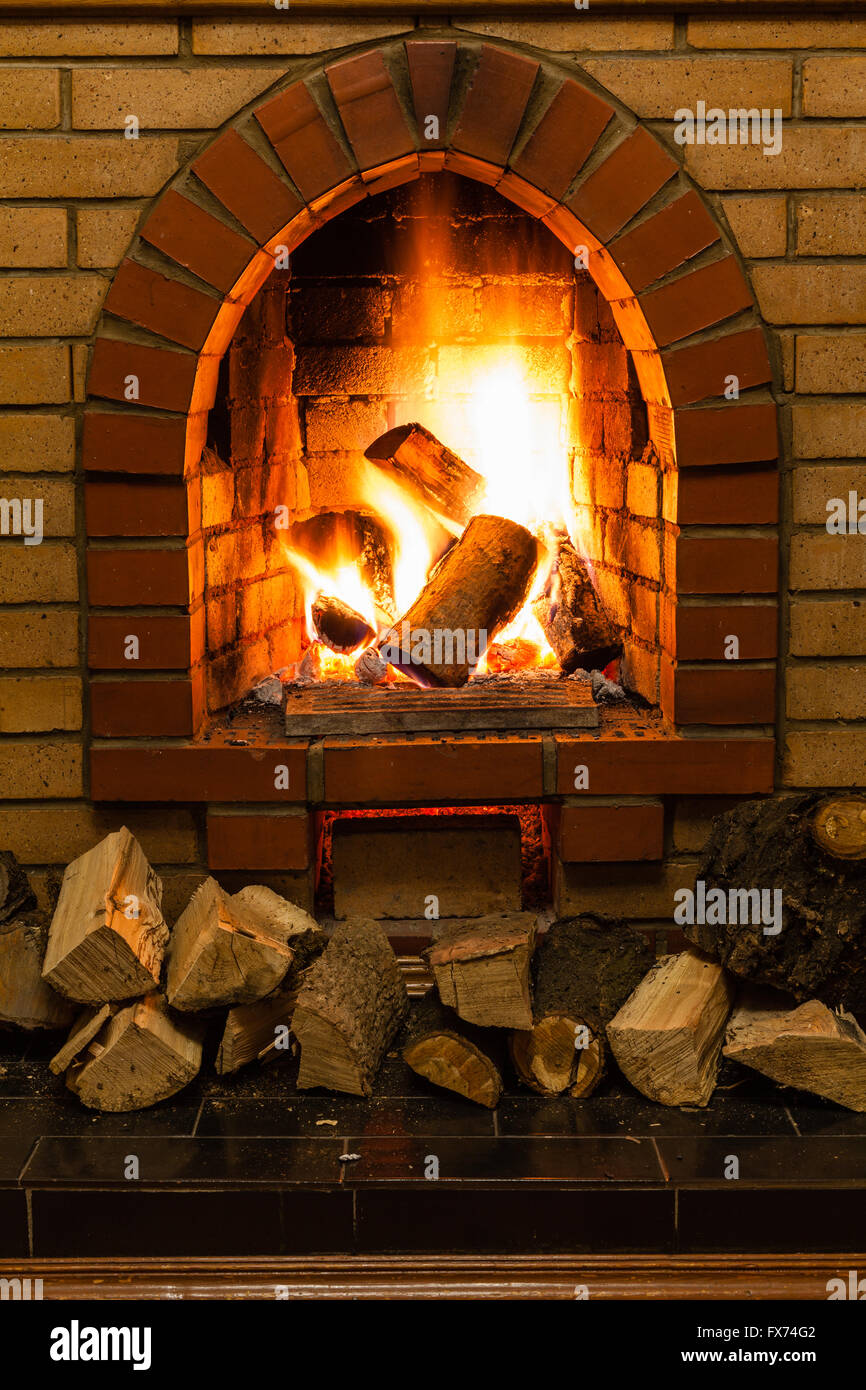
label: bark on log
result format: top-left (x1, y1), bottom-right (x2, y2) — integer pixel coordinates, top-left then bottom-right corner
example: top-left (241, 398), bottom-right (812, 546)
top-left (379, 514), bottom-right (539, 686)
top-left (686, 794), bottom-right (866, 1022)
top-left (42, 828), bottom-right (168, 1004)
top-left (167, 879), bottom-right (323, 1012)
top-left (402, 994), bottom-right (504, 1108)
top-left (0, 912), bottom-right (76, 1031)
top-left (63, 993), bottom-right (204, 1112)
top-left (724, 988), bottom-right (866, 1113)
top-left (216, 981), bottom-right (299, 1075)
top-left (365, 422), bottom-right (485, 527)
top-left (0, 851), bottom-right (35, 924)
top-left (532, 535), bottom-right (621, 674)
top-left (509, 915), bottom-right (654, 1097)
top-left (606, 948), bottom-right (736, 1107)
top-left (426, 913), bottom-right (537, 1030)
top-left (292, 918), bottom-right (409, 1097)
top-left (311, 594), bottom-right (375, 654)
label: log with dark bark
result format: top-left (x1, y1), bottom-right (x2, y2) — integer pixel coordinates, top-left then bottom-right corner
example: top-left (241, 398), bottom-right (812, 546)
top-left (0, 912), bottom-right (76, 1031)
top-left (42, 828), bottom-right (168, 1004)
top-left (532, 534), bottom-right (621, 674)
top-left (0, 851), bottom-right (35, 924)
top-left (365, 423), bottom-right (485, 527)
top-left (810, 795), bottom-right (866, 861)
top-left (724, 988), bottom-right (866, 1113)
top-left (292, 918), bottom-right (409, 1097)
top-left (379, 514), bottom-right (539, 686)
top-left (685, 794), bottom-right (866, 1022)
top-left (62, 993), bottom-right (204, 1112)
top-left (311, 594), bottom-right (375, 654)
top-left (509, 915), bottom-right (654, 1098)
top-left (426, 914), bottom-right (537, 1030)
top-left (402, 994), bottom-right (504, 1108)
top-left (607, 948), bottom-right (736, 1107)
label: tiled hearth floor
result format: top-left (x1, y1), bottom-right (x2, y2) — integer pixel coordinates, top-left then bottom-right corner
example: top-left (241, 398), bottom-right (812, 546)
top-left (1, 1020), bottom-right (864, 1260)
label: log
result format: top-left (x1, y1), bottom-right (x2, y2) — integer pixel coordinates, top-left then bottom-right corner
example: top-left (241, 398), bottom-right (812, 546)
top-left (64, 993), bottom-right (204, 1112)
top-left (426, 913), bottom-right (537, 1030)
top-left (364, 422), bottom-right (485, 527)
top-left (606, 948), bottom-right (736, 1107)
top-left (41, 827), bottom-right (168, 1004)
top-left (724, 989), bottom-right (866, 1113)
top-left (810, 795), bottom-right (866, 861)
top-left (0, 912), bottom-right (76, 1031)
top-left (509, 915), bottom-right (654, 1098)
top-left (49, 1003), bottom-right (113, 1075)
top-left (379, 514), bottom-right (539, 686)
top-left (167, 879), bottom-right (323, 1012)
top-left (311, 594), bottom-right (375, 654)
top-left (216, 981), bottom-right (299, 1075)
top-left (685, 793), bottom-right (866, 1022)
top-left (0, 850), bottom-right (36, 924)
top-left (402, 994), bottom-right (503, 1108)
top-left (532, 535), bottom-right (621, 674)
top-left (292, 917), bottom-right (409, 1097)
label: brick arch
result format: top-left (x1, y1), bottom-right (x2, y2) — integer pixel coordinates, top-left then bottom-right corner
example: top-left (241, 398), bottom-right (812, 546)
top-left (84, 34), bottom-right (779, 755)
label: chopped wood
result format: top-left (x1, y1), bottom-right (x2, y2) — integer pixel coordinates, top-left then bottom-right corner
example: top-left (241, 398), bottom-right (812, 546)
top-left (311, 593), bottom-right (375, 654)
top-left (365, 422), bottom-right (485, 527)
top-left (0, 850), bottom-right (35, 924)
top-left (292, 918), bottom-right (409, 1097)
top-left (64, 993), bottom-right (204, 1113)
top-left (354, 646), bottom-right (389, 685)
top-left (426, 913), bottom-right (538, 1030)
top-left (41, 827), bottom-right (168, 1004)
top-left (0, 912), bottom-right (76, 1031)
top-left (510, 915), bottom-right (654, 1098)
top-left (216, 981), bottom-right (299, 1074)
top-left (403, 994), bottom-right (503, 1108)
top-left (378, 514), bottom-right (540, 687)
top-left (49, 1004), bottom-right (113, 1075)
top-left (606, 948), bottom-right (736, 1107)
top-left (532, 535), bottom-right (621, 674)
top-left (724, 989), bottom-right (866, 1113)
top-left (167, 879), bottom-right (323, 1012)
top-left (810, 795), bottom-right (866, 861)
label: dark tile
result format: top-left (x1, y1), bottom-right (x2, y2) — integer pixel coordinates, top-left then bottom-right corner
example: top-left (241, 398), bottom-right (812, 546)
top-left (0, 1135), bottom-right (35, 1183)
top-left (658, 1136), bottom-right (866, 1185)
top-left (0, 1189), bottom-right (28, 1256)
top-left (678, 1188), bottom-right (866, 1254)
top-left (788, 1098), bottom-right (866, 1137)
top-left (0, 1096), bottom-right (200, 1142)
top-left (342, 1136), bottom-right (664, 1184)
top-left (497, 1089), bottom-right (797, 1138)
top-left (197, 1095), bottom-right (495, 1139)
top-left (357, 1187), bottom-right (675, 1253)
top-left (23, 1136), bottom-right (345, 1186)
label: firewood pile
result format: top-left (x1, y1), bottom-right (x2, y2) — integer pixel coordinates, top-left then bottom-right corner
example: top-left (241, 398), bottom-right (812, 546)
top-left (1, 793), bottom-right (865, 1114)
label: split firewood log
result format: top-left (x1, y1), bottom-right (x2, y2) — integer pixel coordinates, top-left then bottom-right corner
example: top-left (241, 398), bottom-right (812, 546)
top-left (685, 794), bottom-right (866, 1022)
top-left (167, 879), bottom-right (323, 1013)
top-left (311, 594), bottom-right (375, 654)
top-left (365, 423), bottom-right (485, 527)
top-left (402, 994), bottom-right (504, 1108)
top-left (49, 1003), bottom-right (114, 1075)
top-left (216, 980), bottom-right (301, 1075)
top-left (724, 989), bottom-right (866, 1113)
top-left (379, 514), bottom-right (539, 686)
top-left (426, 914), bottom-right (538, 1030)
top-left (532, 534), bottom-right (621, 674)
top-left (0, 912), bottom-right (76, 1031)
top-left (292, 917), bottom-right (409, 1097)
top-left (606, 948), bottom-right (736, 1107)
top-left (41, 827), bottom-right (169, 1004)
top-left (61, 993), bottom-right (204, 1112)
top-left (509, 916), bottom-right (654, 1098)
top-left (0, 850), bottom-right (36, 923)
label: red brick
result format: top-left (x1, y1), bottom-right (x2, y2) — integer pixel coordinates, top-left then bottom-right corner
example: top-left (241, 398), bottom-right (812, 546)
top-left (662, 325), bottom-right (771, 406)
top-left (452, 44), bottom-right (538, 167)
top-left (555, 733), bottom-right (775, 795)
top-left (255, 81), bottom-right (354, 203)
top-left (566, 127), bottom-right (677, 243)
top-left (496, 171), bottom-right (556, 219)
top-left (405, 39), bottom-right (456, 149)
top-left (661, 661), bottom-right (776, 725)
top-left (661, 601), bottom-right (779, 661)
top-left (91, 674), bottom-right (204, 738)
top-left (668, 466), bottom-right (779, 525)
top-left (675, 402), bottom-right (779, 468)
top-left (511, 78), bottom-right (613, 199)
top-left (207, 810), bottom-right (311, 871)
top-left (552, 800), bottom-right (664, 862)
top-left (671, 536), bottom-right (779, 595)
top-left (85, 479), bottom-right (193, 538)
top-left (639, 257), bottom-right (753, 348)
top-left (323, 737), bottom-right (544, 804)
top-left (91, 744), bottom-right (308, 802)
top-left (193, 129), bottom-right (302, 244)
top-left (326, 50), bottom-right (414, 170)
top-left (83, 411), bottom-right (190, 477)
top-left (87, 544), bottom-right (202, 606)
top-left (88, 338), bottom-right (208, 413)
top-left (609, 191), bottom-right (720, 294)
top-left (88, 610), bottom-right (205, 670)
top-left (104, 259), bottom-right (221, 352)
top-left (139, 190), bottom-right (256, 295)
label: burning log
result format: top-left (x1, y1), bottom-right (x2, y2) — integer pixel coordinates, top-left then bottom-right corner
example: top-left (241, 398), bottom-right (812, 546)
top-left (509, 916), bottom-right (654, 1099)
top-left (379, 514), bottom-right (539, 686)
top-left (311, 594), bottom-right (374, 654)
top-left (426, 913), bottom-right (537, 1030)
top-left (403, 994), bottom-right (504, 1109)
top-left (60, 993), bottom-right (204, 1113)
top-left (606, 948), bottom-right (736, 1107)
top-left (724, 990), bottom-right (866, 1113)
top-left (354, 646), bottom-right (388, 685)
top-left (292, 918), bottom-right (409, 1096)
top-left (532, 535), bottom-right (621, 674)
top-left (365, 423), bottom-right (485, 527)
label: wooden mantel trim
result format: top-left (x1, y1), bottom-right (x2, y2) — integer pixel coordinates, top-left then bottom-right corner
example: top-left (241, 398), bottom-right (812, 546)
top-left (0, 0), bottom-right (860, 16)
